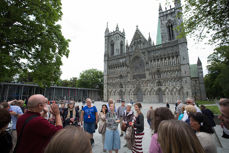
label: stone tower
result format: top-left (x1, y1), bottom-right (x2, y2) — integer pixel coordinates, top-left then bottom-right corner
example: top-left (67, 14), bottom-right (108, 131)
top-left (197, 58), bottom-right (207, 100)
top-left (157, 0), bottom-right (192, 99)
top-left (104, 24), bottom-right (126, 101)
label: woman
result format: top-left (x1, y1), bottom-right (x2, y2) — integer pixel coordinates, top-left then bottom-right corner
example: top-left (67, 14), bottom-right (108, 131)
top-left (123, 103), bottom-right (134, 148)
top-left (64, 101), bottom-right (79, 126)
top-left (45, 126), bottom-right (92, 153)
top-left (104, 103), bottom-right (121, 153)
top-left (183, 105), bottom-right (197, 124)
top-left (157, 120), bottom-right (205, 153)
top-left (0, 108), bottom-right (12, 153)
top-left (99, 104), bottom-right (108, 152)
top-left (178, 105), bottom-right (186, 120)
top-left (189, 112), bottom-right (217, 153)
top-left (149, 107), bottom-right (174, 153)
top-left (131, 103), bottom-right (144, 153)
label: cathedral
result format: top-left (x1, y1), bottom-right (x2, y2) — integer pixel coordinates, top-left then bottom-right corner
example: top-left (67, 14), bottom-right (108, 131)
top-left (103, 0), bottom-right (206, 103)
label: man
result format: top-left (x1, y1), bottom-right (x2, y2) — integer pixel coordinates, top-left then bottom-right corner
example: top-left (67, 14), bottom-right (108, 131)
top-left (117, 100), bottom-right (126, 136)
top-left (80, 98), bottom-right (98, 145)
top-left (219, 98), bottom-right (229, 138)
top-left (182, 98), bottom-right (201, 122)
top-left (147, 106), bottom-right (154, 127)
top-left (8, 100), bottom-right (23, 152)
top-left (15, 94), bottom-right (62, 153)
top-left (200, 105), bottom-right (216, 127)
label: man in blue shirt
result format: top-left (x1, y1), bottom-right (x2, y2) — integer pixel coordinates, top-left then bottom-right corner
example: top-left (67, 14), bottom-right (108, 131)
top-left (8, 100), bottom-right (23, 152)
top-left (80, 98), bottom-right (98, 145)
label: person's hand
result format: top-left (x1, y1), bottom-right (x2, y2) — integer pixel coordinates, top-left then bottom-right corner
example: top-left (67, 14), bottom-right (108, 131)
top-left (9, 111), bottom-right (17, 116)
top-left (51, 103), bottom-right (60, 116)
top-left (70, 118), bottom-right (74, 122)
top-left (116, 120), bottom-right (120, 123)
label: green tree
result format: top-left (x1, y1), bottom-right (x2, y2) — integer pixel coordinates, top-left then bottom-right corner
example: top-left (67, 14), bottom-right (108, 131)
top-left (0, 0), bottom-right (70, 87)
top-left (205, 46), bottom-right (229, 98)
top-left (182, 0), bottom-right (229, 46)
top-left (77, 69), bottom-right (103, 97)
top-left (57, 77), bottom-right (77, 87)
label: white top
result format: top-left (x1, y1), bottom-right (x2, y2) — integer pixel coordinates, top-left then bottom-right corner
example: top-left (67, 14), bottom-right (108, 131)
top-left (196, 132), bottom-right (217, 153)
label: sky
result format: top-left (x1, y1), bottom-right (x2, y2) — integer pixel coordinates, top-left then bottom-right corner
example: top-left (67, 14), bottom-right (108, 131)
top-left (59, 0), bottom-right (215, 80)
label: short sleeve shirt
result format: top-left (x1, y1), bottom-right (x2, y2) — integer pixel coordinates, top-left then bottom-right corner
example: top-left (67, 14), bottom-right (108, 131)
top-left (9, 105), bottom-right (23, 130)
top-left (83, 106), bottom-right (97, 123)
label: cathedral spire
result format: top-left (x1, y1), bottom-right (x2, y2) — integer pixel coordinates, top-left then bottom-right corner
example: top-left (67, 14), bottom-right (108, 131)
top-left (116, 24), bottom-right (119, 31)
top-left (105, 22), bottom-right (109, 35)
top-left (148, 32), bottom-right (152, 43)
top-left (159, 3), bottom-right (162, 12)
top-left (122, 28), bottom-right (125, 35)
top-left (197, 57), bottom-right (202, 66)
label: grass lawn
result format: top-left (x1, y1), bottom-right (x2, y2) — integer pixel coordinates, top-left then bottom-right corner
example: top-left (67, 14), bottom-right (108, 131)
top-left (196, 100), bottom-right (216, 105)
top-left (205, 105), bottom-right (221, 115)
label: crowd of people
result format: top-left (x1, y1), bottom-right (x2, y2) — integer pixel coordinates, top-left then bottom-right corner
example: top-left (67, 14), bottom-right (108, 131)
top-left (0, 94), bottom-right (229, 153)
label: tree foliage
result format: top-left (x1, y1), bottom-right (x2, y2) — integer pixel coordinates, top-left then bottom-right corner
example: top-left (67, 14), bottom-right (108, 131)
top-left (183, 0), bottom-right (229, 46)
top-left (0, 0), bottom-right (70, 87)
top-left (77, 69), bottom-right (103, 89)
top-left (57, 77), bottom-right (78, 87)
top-left (204, 46), bottom-right (229, 98)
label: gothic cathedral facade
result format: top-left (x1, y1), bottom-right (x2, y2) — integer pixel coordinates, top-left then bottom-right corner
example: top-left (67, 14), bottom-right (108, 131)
top-left (104, 1), bottom-right (206, 103)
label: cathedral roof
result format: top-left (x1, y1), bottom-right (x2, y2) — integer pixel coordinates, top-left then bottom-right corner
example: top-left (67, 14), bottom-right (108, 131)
top-left (130, 26), bottom-right (147, 46)
top-left (156, 19), bottom-right (162, 45)
top-left (190, 64), bottom-right (198, 78)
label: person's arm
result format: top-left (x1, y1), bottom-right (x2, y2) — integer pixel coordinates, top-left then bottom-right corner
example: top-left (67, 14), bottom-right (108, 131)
top-left (95, 112), bottom-right (99, 124)
top-left (51, 103), bottom-right (62, 127)
top-left (80, 110), bottom-right (84, 125)
top-left (75, 108), bottom-right (79, 122)
top-left (134, 114), bottom-right (144, 129)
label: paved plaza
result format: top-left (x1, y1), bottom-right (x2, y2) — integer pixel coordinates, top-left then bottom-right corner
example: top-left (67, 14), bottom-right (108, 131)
top-left (73, 101), bottom-right (224, 153)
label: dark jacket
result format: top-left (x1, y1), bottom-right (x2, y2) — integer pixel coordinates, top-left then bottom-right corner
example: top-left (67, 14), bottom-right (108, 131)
top-left (64, 107), bottom-right (79, 126)
top-left (134, 113), bottom-right (144, 133)
top-left (0, 131), bottom-right (12, 153)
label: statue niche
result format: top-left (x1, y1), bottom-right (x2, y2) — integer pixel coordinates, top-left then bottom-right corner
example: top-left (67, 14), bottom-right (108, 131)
top-left (131, 56), bottom-right (146, 79)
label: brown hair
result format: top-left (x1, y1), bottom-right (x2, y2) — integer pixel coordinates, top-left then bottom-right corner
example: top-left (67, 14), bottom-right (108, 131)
top-left (0, 108), bottom-right (11, 129)
top-left (1, 102), bottom-right (9, 109)
top-left (152, 107), bottom-right (174, 132)
top-left (45, 126), bottom-right (92, 153)
top-left (158, 120), bottom-right (205, 153)
top-left (134, 102), bottom-right (142, 109)
top-left (219, 98), bottom-right (229, 106)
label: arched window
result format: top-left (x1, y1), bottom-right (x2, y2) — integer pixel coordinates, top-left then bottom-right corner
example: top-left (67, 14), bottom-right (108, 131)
top-left (167, 21), bottom-right (174, 41)
top-left (110, 40), bottom-right (114, 56)
top-left (120, 41), bottom-right (123, 54)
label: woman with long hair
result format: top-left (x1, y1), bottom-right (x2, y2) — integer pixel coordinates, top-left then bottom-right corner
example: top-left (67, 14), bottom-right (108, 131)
top-left (157, 120), bottom-right (205, 153)
top-left (189, 112), bottom-right (217, 153)
top-left (104, 103), bottom-right (121, 153)
top-left (64, 101), bottom-right (79, 126)
top-left (149, 107), bottom-right (174, 153)
top-left (131, 102), bottom-right (144, 153)
top-left (99, 104), bottom-right (108, 152)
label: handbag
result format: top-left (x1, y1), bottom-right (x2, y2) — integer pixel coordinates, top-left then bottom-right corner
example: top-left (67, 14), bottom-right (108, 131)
top-left (121, 122), bottom-right (127, 131)
top-left (98, 122), bottom-right (106, 134)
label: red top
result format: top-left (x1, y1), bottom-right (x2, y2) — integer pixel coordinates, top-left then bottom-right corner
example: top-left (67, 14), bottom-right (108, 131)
top-left (16, 111), bottom-right (62, 153)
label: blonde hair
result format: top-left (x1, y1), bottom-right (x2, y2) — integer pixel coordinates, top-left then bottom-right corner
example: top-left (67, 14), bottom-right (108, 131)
top-left (158, 120), bottom-right (205, 153)
top-left (45, 126), bottom-right (91, 153)
top-left (185, 105), bottom-right (197, 114)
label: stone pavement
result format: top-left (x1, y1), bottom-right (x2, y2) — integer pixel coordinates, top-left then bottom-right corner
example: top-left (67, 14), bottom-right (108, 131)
top-left (75, 101), bottom-right (228, 153)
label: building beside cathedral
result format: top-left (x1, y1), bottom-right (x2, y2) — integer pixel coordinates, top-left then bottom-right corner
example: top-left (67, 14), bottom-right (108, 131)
top-left (103, 0), bottom-right (206, 103)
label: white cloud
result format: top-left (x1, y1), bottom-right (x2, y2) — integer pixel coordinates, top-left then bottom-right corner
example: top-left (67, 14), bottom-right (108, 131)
top-left (60, 0), bottom-right (214, 79)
